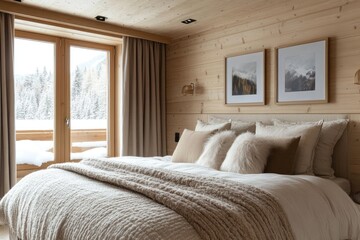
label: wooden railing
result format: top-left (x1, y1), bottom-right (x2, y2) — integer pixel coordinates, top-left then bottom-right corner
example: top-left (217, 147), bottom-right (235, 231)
top-left (16, 129), bottom-right (106, 150)
top-left (16, 130), bottom-right (54, 141)
top-left (16, 129), bottom-right (106, 178)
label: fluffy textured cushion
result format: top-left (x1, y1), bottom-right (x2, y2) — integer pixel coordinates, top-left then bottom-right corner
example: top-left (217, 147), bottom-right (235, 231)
top-left (273, 119), bottom-right (349, 178)
top-left (196, 131), bottom-right (236, 170)
top-left (172, 129), bottom-right (213, 163)
top-left (195, 120), bottom-right (231, 132)
top-left (264, 137), bottom-right (301, 175)
top-left (208, 117), bottom-right (256, 135)
top-left (256, 121), bottom-right (323, 175)
top-left (220, 132), bottom-right (271, 174)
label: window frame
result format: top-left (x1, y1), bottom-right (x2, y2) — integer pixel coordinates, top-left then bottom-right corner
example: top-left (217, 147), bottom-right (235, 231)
top-left (64, 38), bottom-right (116, 161)
top-left (15, 30), bottom-right (116, 177)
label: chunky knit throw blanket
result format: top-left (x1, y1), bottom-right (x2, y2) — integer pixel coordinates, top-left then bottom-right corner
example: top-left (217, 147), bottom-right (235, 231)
top-left (1, 158), bottom-right (294, 240)
top-left (49, 158), bottom-right (294, 240)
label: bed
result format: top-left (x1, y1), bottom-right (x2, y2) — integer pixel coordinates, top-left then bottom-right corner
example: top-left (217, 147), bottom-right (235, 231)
top-left (1, 114), bottom-right (360, 240)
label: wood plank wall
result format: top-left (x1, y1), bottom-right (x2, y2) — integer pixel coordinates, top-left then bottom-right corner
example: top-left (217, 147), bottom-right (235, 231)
top-left (166, 0), bottom-right (360, 192)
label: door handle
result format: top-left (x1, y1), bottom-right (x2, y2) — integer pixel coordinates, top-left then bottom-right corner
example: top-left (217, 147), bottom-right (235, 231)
top-left (65, 117), bottom-right (70, 128)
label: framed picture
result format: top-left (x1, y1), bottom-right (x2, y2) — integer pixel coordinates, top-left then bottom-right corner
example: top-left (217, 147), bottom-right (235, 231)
top-left (276, 39), bottom-right (328, 104)
top-left (225, 50), bottom-right (265, 105)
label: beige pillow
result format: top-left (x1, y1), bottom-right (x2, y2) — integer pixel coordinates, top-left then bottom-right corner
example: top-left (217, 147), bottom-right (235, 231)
top-left (208, 117), bottom-right (256, 135)
top-left (172, 129), bottom-right (213, 163)
top-left (273, 119), bottom-right (348, 178)
top-left (256, 121), bottom-right (323, 175)
top-left (220, 132), bottom-right (271, 174)
top-left (195, 120), bottom-right (231, 132)
top-left (196, 130), bottom-right (236, 170)
top-left (264, 137), bottom-right (301, 175)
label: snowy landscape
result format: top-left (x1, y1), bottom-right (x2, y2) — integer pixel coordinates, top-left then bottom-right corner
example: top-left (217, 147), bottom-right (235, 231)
top-left (16, 140), bottom-right (107, 166)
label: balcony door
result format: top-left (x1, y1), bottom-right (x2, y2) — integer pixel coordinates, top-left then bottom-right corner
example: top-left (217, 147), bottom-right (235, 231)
top-left (66, 40), bottom-right (115, 160)
top-left (14, 31), bottom-right (115, 173)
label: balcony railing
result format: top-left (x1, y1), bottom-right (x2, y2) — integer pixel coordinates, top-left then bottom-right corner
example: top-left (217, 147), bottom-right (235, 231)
top-left (16, 129), bottom-right (107, 177)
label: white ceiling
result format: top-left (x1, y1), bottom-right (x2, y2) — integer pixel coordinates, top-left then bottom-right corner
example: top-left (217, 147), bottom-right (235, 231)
top-left (18, 0), bottom-right (289, 40)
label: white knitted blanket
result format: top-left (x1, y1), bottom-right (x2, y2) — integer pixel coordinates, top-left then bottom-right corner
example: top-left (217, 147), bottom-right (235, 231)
top-left (1, 158), bottom-right (294, 240)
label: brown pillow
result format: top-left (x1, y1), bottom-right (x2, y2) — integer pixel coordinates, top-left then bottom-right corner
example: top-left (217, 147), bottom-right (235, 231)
top-left (273, 119), bottom-right (349, 178)
top-left (256, 121), bottom-right (322, 175)
top-left (264, 137), bottom-right (301, 175)
top-left (172, 129), bottom-right (214, 163)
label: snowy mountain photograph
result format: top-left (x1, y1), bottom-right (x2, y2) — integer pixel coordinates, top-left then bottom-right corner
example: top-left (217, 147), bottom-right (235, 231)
top-left (284, 53), bottom-right (316, 92)
top-left (277, 39), bottom-right (327, 104)
top-left (232, 61), bottom-right (257, 95)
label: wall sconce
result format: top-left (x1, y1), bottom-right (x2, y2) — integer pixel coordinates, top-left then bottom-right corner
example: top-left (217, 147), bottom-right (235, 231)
top-left (182, 83), bottom-right (195, 96)
top-left (355, 69), bottom-right (360, 85)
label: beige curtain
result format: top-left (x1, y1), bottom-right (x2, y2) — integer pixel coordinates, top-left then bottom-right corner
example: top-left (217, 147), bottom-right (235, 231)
top-left (0, 12), bottom-right (16, 199)
top-left (121, 37), bottom-right (166, 156)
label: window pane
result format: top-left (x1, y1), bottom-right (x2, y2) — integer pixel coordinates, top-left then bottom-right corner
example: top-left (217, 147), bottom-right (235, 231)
top-left (70, 46), bottom-right (108, 160)
top-left (14, 38), bottom-right (55, 166)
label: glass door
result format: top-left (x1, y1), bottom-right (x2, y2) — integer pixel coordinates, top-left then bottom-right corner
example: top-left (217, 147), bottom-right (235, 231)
top-left (14, 31), bottom-right (116, 175)
top-left (69, 45), bottom-right (111, 160)
top-left (14, 35), bottom-right (56, 167)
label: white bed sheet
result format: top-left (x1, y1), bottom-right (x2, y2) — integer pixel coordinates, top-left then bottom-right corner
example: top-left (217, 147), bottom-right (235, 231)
top-left (161, 156), bottom-right (353, 194)
top-left (127, 156), bottom-right (360, 240)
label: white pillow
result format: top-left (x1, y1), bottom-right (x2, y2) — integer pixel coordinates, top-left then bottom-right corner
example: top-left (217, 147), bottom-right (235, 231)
top-left (273, 119), bottom-right (348, 178)
top-left (196, 130), bottom-right (236, 170)
top-left (220, 132), bottom-right (271, 174)
top-left (256, 121), bottom-right (323, 175)
top-left (209, 117), bottom-right (256, 135)
top-left (195, 120), bottom-right (231, 132)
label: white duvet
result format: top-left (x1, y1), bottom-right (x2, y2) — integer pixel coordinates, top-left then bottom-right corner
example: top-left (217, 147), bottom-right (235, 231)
top-left (131, 156), bottom-right (360, 240)
top-left (2, 156), bottom-right (360, 240)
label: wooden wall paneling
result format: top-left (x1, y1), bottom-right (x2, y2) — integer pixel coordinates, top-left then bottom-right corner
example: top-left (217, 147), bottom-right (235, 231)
top-left (173, 0), bottom-right (358, 51)
top-left (168, 28), bottom-right (360, 73)
top-left (166, 114), bottom-right (208, 153)
top-left (168, 0), bottom-right (349, 50)
top-left (167, 99), bottom-right (360, 115)
top-left (167, 41), bottom-right (360, 113)
top-left (167, 2), bottom-right (360, 69)
top-left (166, 0), bottom-right (360, 191)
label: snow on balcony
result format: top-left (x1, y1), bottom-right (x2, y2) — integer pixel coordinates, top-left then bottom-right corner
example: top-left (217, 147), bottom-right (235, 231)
top-left (16, 139), bottom-right (107, 166)
top-left (16, 119), bottom-right (107, 166)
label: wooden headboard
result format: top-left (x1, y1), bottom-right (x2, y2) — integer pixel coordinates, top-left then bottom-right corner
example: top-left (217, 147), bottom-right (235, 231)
top-left (208, 114), bottom-right (349, 179)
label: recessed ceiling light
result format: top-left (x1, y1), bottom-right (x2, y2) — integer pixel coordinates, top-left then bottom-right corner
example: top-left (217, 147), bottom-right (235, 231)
top-left (181, 19), bottom-right (196, 24)
top-left (95, 15), bottom-right (107, 22)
